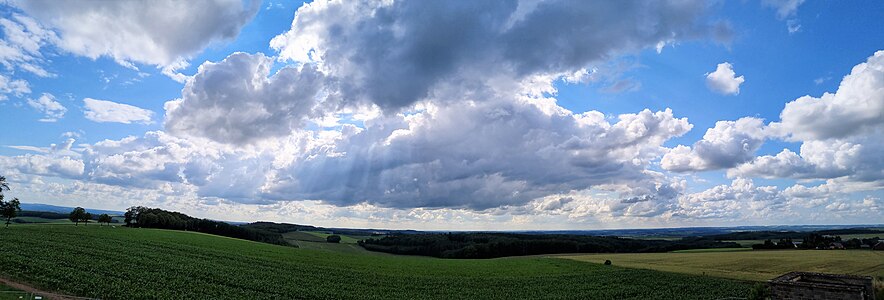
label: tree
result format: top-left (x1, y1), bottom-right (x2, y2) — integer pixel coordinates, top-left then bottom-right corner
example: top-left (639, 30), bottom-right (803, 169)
top-left (0, 198), bottom-right (20, 228)
top-left (69, 207), bottom-right (87, 226)
top-left (326, 235), bottom-right (342, 243)
top-left (0, 176), bottom-right (21, 228)
top-left (0, 176), bottom-right (8, 194)
top-left (98, 214), bottom-right (112, 226)
top-left (84, 212), bottom-right (92, 226)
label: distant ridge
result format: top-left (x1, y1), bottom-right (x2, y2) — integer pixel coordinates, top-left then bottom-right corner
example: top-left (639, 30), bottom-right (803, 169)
top-left (20, 203), bottom-right (124, 216)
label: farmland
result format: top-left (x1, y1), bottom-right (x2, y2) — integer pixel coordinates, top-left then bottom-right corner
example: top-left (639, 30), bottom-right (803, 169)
top-left (561, 250), bottom-right (884, 282)
top-left (0, 225), bottom-right (752, 299)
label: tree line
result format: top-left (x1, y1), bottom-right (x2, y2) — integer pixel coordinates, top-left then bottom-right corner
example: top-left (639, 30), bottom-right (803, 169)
top-left (751, 233), bottom-right (882, 250)
top-left (123, 206), bottom-right (288, 245)
top-left (359, 232), bottom-right (742, 259)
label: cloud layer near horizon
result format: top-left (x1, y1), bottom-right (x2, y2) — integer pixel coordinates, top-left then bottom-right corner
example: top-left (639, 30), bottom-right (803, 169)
top-left (0, 0), bottom-right (880, 228)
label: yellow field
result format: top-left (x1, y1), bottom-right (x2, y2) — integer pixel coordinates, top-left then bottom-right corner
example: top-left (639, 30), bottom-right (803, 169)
top-left (561, 250), bottom-right (884, 282)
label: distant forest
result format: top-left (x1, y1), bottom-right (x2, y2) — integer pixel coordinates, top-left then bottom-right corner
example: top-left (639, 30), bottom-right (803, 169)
top-left (358, 233), bottom-right (742, 258)
top-left (124, 207), bottom-right (288, 246)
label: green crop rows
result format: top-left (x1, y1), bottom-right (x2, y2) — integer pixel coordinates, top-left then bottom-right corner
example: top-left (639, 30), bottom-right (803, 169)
top-left (0, 225), bottom-right (751, 299)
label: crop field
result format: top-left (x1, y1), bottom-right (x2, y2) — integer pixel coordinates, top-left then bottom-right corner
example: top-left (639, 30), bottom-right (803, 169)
top-left (562, 250), bottom-right (884, 282)
top-left (0, 225), bottom-right (751, 299)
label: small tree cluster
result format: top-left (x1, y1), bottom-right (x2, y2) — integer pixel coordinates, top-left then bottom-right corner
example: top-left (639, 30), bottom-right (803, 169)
top-left (0, 176), bottom-right (21, 228)
top-left (326, 235), bottom-right (342, 243)
top-left (69, 207), bottom-right (92, 226)
top-left (97, 214), bottom-right (113, 226)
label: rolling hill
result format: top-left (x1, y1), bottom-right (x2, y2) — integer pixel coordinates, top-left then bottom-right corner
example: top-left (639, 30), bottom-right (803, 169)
top-left (0, 224), bottom-right (752, 299)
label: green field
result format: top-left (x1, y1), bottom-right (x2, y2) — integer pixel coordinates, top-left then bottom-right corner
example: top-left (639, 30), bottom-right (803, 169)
top-left (562, 250), bottom-right (884, 282)
top-left (11, 217), bottom-right (72, 224)
top-left (0, 225), bottom-right (751, 299)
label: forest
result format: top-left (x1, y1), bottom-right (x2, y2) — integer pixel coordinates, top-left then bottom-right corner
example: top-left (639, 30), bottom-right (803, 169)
top-left (123, 206), bottom-right (288, 245)
top-left (358, 233), bottom-right (742, 258)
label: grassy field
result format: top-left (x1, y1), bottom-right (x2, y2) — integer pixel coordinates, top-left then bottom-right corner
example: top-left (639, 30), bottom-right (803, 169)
top-left (0, 225), bottom-right (751, 299)
top-left (562, 250), bottom-right (884, 282)
top-left (671, 247), bottom-right (753, 253)
top-left (12, 216), bottom-right (72, 224)
top-left (281, 230), bottom-right (327, 243)
top-left (294, 240), bottom-right (392, 255)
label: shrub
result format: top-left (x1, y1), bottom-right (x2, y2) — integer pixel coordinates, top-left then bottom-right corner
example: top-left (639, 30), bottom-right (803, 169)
top-left (604, 260), bottom-right (612, 265)
top-left (327, 235), bottom-right (342, 243)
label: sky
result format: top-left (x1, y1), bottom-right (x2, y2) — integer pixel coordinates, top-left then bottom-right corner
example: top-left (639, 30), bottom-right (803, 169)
top-left (0, 0), bottom-right (881, 230)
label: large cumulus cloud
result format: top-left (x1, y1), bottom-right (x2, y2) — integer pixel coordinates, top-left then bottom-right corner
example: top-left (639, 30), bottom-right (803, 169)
top-left (268, 0), bottom-right (725, 110)
top-left (731, 51), bottom-right (884, 184)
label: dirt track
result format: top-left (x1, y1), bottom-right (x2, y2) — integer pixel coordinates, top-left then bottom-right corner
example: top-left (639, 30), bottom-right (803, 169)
top-left (0, 277), bottom-right (89, 300)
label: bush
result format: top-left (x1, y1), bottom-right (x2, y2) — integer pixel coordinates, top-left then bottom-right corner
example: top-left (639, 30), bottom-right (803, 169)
top-left (747, 283), bottom-right (769, 300)
top-left (327, 235), bottom-right (342, 243)
top-left (604, 260), bottom-right (612, 265)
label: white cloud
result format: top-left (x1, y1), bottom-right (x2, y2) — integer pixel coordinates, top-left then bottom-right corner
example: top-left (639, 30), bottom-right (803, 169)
top-left (164, 52), bottom-right (328, 144)
top-left (0, 153), bottom-right (84, 178)
top-left (705, 62), bottom-right (745, 95)
top-left (762, 0), bottom-right (805, 19)
top-left (83, 98), bottom-right (154, 124)
top-left (26, 93), bottom-right (65, 122)
top-left (786, 19), bottom-right (801, 34)
top-left (662, 117), bottom-right (768, 172)
top-left (761, 0), bottom-right (805, 34)
top-left (10, 0), bottom-right (259, 80)
top-left (674, 178), bottom-right (785, 220)
top-left (771, 51), bottom-right (884, 141)
top-left (0, 13), bottom-right (57, 77)
top-left (731, 51), bottom-right (884, 183)
top-left (0, 74), bottom-right (29, 100)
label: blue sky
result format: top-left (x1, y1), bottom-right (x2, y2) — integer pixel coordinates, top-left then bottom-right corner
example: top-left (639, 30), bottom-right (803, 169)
top-left (0, 0), bottom-right (881, 230)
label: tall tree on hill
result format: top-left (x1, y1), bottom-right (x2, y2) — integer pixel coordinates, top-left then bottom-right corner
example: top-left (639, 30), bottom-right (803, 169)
top-left (98, 214), bottom-right (112, 226)
top-left (0, 176), bottom-right (22, 228)
top-left (69, 207), bottom-right (87, 226)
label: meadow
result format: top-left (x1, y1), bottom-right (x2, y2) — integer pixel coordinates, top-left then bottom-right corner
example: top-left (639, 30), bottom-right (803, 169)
top-left (0, 224), bottom-right (751, 299)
